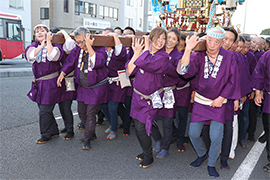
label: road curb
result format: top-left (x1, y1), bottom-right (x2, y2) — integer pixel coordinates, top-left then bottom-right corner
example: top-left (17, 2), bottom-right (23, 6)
top-left (0, 69), bottom-right (33, 78)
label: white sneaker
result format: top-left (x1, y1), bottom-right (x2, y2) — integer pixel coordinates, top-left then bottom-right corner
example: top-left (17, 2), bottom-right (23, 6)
top-left (105, 126), bottom-right (111, 134)
top-left (107, 131), bottom-right (116, 140)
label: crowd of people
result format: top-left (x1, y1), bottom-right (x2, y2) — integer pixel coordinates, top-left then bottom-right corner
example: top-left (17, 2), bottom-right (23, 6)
top-left (25, 23), bottom-right (270, 178)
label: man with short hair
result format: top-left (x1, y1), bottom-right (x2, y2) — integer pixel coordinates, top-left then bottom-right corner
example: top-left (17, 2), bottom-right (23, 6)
top-left (177, 27), bottom-right (240, 177)
top-left (252, 50), bottom-right (270, 173)
top-left (248, 36), bottom-right (265, 142)
top-left (57, 26), bottom-right (108, 150)
top-left (238, 35), bottom-right (257, 148)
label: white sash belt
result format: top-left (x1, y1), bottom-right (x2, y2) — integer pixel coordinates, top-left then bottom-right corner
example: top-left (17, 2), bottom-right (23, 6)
top-left (194, 92), bottom-right (227, 106)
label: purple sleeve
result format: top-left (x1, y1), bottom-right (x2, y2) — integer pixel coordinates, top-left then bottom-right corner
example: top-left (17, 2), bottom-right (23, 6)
top-left (252, 51), bottom-right (270, 91)
top-left (25, 41), bottom-right (39, 61)
top-left (93, 47), bottom-right (107, 69)
top-left (248, 53), bottom-right (257, 74)
top-left (125, 58), bottom-right (139, 76)
top-left (61, 46), bottom-right (79, 74)
top-left (114, 45), bottom-right (128, 61)
top-left (181, 52), bottom-right (201, 79)
top-left (220, 54), bottom-right (241, 99)
top-left (134, 50), bottom-right (169, 74)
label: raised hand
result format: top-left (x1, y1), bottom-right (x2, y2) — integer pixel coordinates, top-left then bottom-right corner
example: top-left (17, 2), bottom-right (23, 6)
top-left (132, 37), bottom-right (144, 54)
top-left (185, 35), bottom-right (200, 51)
top-left (85, 33), bottom-right (94, 47)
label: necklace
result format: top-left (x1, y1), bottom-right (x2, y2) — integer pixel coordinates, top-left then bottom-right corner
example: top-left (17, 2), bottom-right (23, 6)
top-left (206, 51), bottom-right (217, 59)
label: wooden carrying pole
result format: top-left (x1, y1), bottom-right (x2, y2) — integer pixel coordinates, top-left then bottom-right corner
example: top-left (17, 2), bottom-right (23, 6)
top-left (51, 33), bottom-right (206, 51)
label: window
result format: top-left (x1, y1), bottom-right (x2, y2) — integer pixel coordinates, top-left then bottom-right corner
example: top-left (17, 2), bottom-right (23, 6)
top-left (104, 6), bottom-right (109, 17)
top-left (126, 18), bottom-right (133, 27)
top-left (6, 22), bottom-right (21, 41)
top-left (9, 0), bottom-right (24, 10)
top-left (85, 2), bottom-right (89, 14)
top-left (79, 1), bottom-right (85, 13)
top-left (149, 1), bottom-right (152, 11)
top-left (148, 21), bottom-right (152, 30)
top-left (99, 5), bottom-right (104, 18)
top-left (139, 18), bottom-right (142, 28)
top-left (113, 8), bottom-right (118, 20)
top-left (0, 19), bottom-right (4, 38)
top-left (127, 0), bottom-right (133, 6)
top-left (109, 7), bottom-right (113, 18)
top-left (140, 0), bottom-right (143, 7)
top-left (89, 3), bottom-right (96, 16)
top-left (75, 0), bottom-right (80, 15)
top-left (64, 0), bottom-right (68, 12)
top-left (40, 8), bottom-right (49, 19)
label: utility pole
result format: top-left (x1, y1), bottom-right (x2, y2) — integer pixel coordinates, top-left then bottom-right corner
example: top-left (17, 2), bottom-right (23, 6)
top-left (243, 0), bottom-right (248, 33)
top-left (143, 0), bottom-right (149, 32)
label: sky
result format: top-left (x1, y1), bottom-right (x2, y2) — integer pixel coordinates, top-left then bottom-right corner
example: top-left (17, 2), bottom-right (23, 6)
top-left (230, 0), bottom-right (270, 35)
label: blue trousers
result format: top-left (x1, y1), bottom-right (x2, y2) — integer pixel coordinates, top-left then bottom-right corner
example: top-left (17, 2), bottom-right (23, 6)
top-left (101, 101), bottom-right (119, 132)
top-left (189, 120), bottom-right (224, 167)
top-left (238, 102), bottom-right (250, 141)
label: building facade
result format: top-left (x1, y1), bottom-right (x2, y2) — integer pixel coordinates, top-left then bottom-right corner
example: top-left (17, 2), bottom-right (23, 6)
top-left (31, 0), bottom-right (123, 39)
top-left (0, 0), bottom-right (32, 47)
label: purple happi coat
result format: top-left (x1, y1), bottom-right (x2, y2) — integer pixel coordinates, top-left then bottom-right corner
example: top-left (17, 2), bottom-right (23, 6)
top-left (253, 49), bottom-right (264, 62)
top-left (25, 41), bottom-right (65, 105)
top-left (106, 45), bottom-right (128, 102)
top-left (60, 52), bottom-right (77, 101)
top-left (182, 47), bottom-right (241, 124)
top-left (61, 46), bottom-right (108, 105)
top-left (252, 50), bottom-right (270, 114)
top-left (174, 52), bottom-right (193, 108)
top-left (125, 48), bottom-right (135, 97)
top-left (158, 47), bottom-right (183, 118)
top-left (127, 47), bottom-right (169, 136)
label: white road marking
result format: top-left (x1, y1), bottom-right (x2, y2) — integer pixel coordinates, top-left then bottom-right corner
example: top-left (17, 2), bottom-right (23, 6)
top-left (231, 132), bottom-right (266, 180)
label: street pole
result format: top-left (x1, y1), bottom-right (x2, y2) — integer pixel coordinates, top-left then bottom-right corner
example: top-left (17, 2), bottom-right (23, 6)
top-left (143, 0), bottom-right (149, 32)
top-left (243, 0), bottom-right (248, 33)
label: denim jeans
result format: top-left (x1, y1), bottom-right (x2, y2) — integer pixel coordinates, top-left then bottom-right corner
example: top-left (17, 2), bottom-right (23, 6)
top-left (189, 120), bottom-right (224, 167)
top-left (101, 101), bottom-right (119, 132)
top-left (238, 102), bottom-right (250, 141)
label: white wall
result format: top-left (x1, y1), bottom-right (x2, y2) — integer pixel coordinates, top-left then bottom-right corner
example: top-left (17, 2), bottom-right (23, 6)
top-left (0, 0), bottom-right (32, 47)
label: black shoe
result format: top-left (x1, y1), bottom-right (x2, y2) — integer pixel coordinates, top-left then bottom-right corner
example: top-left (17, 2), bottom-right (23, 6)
top-left (60, 128), bottom-right (67, 134)
top-left (208, 166), bottom-right (219, 177)
top-left (177, 142), bottom-right (185, 152)
top-left (259, 134), bottom-right (267, 143)
top-left (51, 133), bottom-right (60, 138)
top-left (82, 139), bottom-right (91, 150)
top-left (36, 136), bottom-right (52, 144)
top-left (190, 154), bottom-right (208, 167)
top-left (183, 137), bottom-right (189, 145)
top-left (139, 158), bottom-right (154, 168)
top-left (90, 133), bottom-right (97, 142)
top-left (136, 153), bottom-right (144, 161)
top-left (123, 128), bottom-right (130, 136)
top-left (63, 131), bottom-right (74, 140)
top-left (76, 122), bottom-right (83, 127)
top-left (96, 118), bottom-right (104, 126)
top-left (79, 134), bottom-right (97, 143)
top-left (78, 124), bottom-right (85, 130)
top-left (247, 134), bottom-right (255, 142)
top-left (263, 162), bottom-right (270, 173)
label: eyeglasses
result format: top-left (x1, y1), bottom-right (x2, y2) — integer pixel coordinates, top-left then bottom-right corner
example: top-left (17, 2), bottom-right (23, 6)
top-left (75, 39), bottom-right (85, 45)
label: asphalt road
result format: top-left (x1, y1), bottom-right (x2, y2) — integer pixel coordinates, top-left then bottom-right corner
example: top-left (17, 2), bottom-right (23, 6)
top-left (0, 61), bottom-right (269, 179)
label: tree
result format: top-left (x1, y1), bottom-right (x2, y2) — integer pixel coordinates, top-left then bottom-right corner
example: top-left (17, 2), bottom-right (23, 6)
top-left (260, 28), bottom-right (270, 35)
